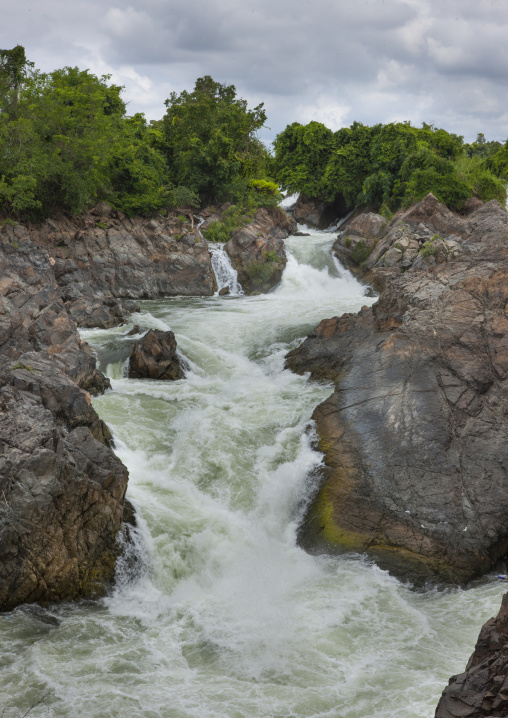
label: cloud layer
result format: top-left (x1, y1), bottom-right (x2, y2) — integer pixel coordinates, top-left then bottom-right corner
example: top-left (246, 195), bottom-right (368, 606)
top-left (3, 0), bottom-right (508, 144)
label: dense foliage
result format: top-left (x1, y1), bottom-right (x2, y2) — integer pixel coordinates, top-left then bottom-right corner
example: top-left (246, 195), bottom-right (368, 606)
top-left (0, 48), bottom-right (273, 220)
top-left (160, 76), bottom-right (269, 205)
top-left (1, 46), bottom-right (506, 223)
top-left (273, 122), bottom-right (507, 214)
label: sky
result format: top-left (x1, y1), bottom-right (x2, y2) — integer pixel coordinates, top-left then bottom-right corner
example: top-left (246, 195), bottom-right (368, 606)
top-left (2, 0), bottom-right (508, 146)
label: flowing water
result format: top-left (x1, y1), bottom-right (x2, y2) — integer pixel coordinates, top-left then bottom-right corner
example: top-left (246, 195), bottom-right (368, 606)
top-left (1, 228), bottom-right (505, 718)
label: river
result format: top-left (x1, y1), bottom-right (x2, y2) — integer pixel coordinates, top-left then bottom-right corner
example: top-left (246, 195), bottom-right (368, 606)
top-left (1, 227), bottom-right (505, 717)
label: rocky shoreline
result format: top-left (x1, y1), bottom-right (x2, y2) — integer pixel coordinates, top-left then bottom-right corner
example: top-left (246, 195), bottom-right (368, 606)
top-left (285, 193), bottom-right (508, 715)
top-left (287, 194), bottom-right (508, 585)
top-left (0, 203), bottom-right (295, 611)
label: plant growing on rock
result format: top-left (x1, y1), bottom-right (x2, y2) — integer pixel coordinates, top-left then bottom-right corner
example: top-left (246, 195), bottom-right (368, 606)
top-left (202, 201), bottom-right (256, 242)
top-left (350, 240), bottom-right (372, 265)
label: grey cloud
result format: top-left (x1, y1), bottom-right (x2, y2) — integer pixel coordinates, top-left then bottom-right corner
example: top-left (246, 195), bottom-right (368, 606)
top-left (1, 0), bottom-right (507, 142)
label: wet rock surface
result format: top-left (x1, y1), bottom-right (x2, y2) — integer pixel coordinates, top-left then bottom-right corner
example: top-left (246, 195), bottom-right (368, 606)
top-left (128, 329), bottom-right (186, 381)
top-left (224, 207), bottom-right (296, 294)
top-left (0, 228), bottom-right (128, 610)
top-left (436, 593), bottom-right (508, 717)
top-left (286, 195), bottom-right (508, 584)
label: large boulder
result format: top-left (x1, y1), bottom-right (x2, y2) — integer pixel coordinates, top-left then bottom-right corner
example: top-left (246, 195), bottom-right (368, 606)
top-left (224, 207), bottom-right (295, 294)
top-left (436, 593), bottom-right (508, 717)
top-left (286, 196), bottom-right (508, 585)
top-left (0, 356), bottom-right (128, 611)
top-left (128, 329), bottom-right (185, 380)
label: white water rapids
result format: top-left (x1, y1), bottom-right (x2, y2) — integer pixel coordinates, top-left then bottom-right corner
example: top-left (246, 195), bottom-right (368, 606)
top-left (1, 228), bottom-right (505, 717)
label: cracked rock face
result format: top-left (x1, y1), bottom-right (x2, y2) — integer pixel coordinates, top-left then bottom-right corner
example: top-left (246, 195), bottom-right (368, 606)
top-left (0, 227), bottom-right (128, 610)
top-left (7, 204), bottom-right (217, 329)
top-left (436, 592), bottom-right (508, 717)
top-left (286, 195), bottom-right (508, 585)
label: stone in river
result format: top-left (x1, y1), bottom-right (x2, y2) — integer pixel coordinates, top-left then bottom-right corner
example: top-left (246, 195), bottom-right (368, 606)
top-left (128, 329), bottom-right (186, 380)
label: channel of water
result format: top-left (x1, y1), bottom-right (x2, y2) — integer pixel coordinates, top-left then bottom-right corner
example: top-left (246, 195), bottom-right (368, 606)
top-left (1, 228), bottom-right (505, 718)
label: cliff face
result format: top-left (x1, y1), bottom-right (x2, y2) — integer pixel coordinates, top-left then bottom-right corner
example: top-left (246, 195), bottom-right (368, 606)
top-left (436, 593), bottom-right (508, 717)
top-left (0, 229), bottom-right (129, 610)
top-left (0, 204), bottom-right (220, 610)
top-left (24, 202), bottom-right (217, 328)
top-left (286, 195), bottom-right (508, 585)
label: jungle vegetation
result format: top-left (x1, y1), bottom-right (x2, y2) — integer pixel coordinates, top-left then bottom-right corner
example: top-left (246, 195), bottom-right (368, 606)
top-left (273, 121), bottom-right (508, 216)
top-left (1, 45), bottom-right (506, 223)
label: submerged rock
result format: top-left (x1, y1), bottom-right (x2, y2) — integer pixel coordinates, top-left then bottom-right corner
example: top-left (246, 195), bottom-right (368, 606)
top-left (224, 207), bottom-right (295, 294)
top-left (128, 329), bottom-right (185, 381)
top-left (436, 593), bottom-right (508, 717)
top-left (286, 195), bottom-right (508, 585)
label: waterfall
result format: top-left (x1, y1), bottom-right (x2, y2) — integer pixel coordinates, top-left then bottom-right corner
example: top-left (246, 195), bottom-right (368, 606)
top-left (209, 243), bottom-right (244, 296)
top-left (325, 208), bottom-right (355, 232)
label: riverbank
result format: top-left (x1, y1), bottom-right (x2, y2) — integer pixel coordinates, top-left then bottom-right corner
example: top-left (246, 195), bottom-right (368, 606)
top-left (0, 202), bottom-right (296, 610)
top-left (286, 194), bottom-right (508, 585)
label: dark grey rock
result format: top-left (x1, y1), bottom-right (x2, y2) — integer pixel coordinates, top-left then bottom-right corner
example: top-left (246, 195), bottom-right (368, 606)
top-left (128, 329), bottom-right (185, 381)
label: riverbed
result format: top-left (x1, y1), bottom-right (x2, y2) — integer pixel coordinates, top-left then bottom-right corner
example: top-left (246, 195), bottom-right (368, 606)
top-left (1, 228), bottom-right (504, 718)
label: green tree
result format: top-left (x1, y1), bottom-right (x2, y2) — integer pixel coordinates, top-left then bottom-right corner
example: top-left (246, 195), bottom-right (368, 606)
top-left (273, 121), bottom-right (335, 198)
top-left (161, 76), bottom-right (267, 204)
top-left (0, 45), bottom-right (33, 116)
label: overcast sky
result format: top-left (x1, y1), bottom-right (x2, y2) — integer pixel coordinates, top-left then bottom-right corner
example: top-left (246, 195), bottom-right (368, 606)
top-left (2, 0), bottom-right (507, 145)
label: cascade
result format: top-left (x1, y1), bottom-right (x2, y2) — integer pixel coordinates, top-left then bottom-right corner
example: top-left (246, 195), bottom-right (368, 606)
top-left (1, 227), bottom-right (502, 718)
top-left (208, 243), bottom-right (244, 296)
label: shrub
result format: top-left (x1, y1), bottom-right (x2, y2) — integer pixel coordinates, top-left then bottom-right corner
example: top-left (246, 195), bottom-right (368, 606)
top-left (263, 250), bottom-right (280, 262)
top-left (202, 201), bottom-right (256, 242)
top-left (350, 240), bottom-right (372, 265)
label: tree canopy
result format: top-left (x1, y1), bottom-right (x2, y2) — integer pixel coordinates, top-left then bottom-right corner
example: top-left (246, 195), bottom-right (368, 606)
top-left (161, 76), bottom-right (268, 205)
top-left (273, 120), bottom-right (507, 215)
top-left (0, 50), bottom-right (273, 220)
top-left (1, 46), bottom-right (506, 222)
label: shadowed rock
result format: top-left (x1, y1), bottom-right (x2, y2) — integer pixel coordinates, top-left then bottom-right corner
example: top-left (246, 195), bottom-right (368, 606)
top-left (293, 193), bottom-right (348, 229)
top-left (128, 329), bottom-right (185, 380)
top-left (436, 593), bottom-right (508, 717)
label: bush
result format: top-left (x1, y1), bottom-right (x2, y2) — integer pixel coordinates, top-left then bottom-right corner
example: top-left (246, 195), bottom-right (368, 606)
top-left (350, 240), bottom-right (372, 265)
top-left (202, 201), bottom-right (256, 242)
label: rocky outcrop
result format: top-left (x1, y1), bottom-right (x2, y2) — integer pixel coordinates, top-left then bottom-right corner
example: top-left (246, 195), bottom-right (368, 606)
top-left (0, 227), bottom-right (129, 610)
top-left (128, 329), bottom-right (185, 380)
top-left (286, 195), bottom-right (508, 584)
top-left (293, 193), bottom-right (347, 229)
top-left (17, 203), bottom-right (217, 328)
top-left (436, 593), bottom-right (508, 717)
top-left (333, 195), bottom-right (469, 282)
top-left (224, 207), bottom-right (296, 294)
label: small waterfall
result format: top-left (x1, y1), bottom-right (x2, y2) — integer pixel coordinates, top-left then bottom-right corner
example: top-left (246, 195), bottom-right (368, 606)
top-left (209, 243), bottom-right (244, 296)
top-left (325, 208), bottom-right (355, 232)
